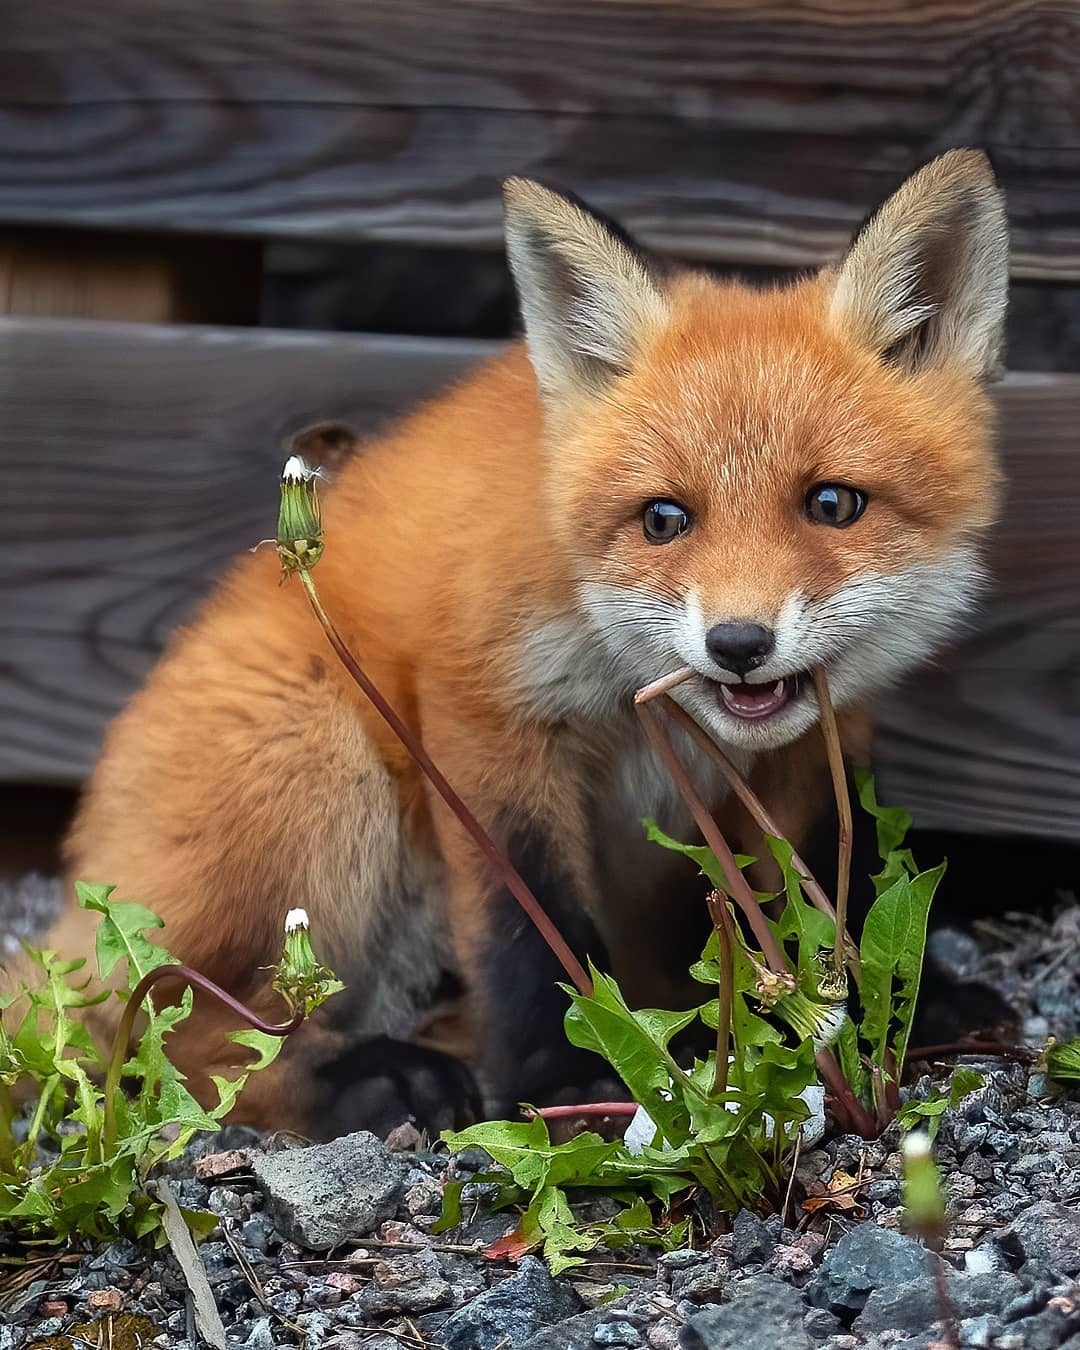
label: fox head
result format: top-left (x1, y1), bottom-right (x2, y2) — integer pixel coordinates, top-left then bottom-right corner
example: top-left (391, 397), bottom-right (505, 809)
top-left (503, 150), bottom-right (1008, 751)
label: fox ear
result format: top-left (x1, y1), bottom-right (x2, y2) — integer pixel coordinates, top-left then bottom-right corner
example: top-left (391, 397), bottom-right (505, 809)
top-left (503, 179), bottom-right (668, 403)
top-left (828, 149), bottom-right (1009, 379)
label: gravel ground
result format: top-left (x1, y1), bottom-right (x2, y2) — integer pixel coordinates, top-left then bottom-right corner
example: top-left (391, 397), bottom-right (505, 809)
top-left (1, 895), bottom-right (1078, 1350)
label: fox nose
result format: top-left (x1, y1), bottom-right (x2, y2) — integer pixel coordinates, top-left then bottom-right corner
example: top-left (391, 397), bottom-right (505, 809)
top-left (705, 622), bottom-right (775, 676)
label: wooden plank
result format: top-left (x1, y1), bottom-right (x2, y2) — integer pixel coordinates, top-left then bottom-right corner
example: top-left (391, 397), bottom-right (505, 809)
top-left (3, 318), bottom-right (490, 784)
top-left (2, 318), bottom-right (1079, 842)
top-left (877, 374), bottom-right (1080, 840)
top-left (1, 1), bottom-right (1078, 279)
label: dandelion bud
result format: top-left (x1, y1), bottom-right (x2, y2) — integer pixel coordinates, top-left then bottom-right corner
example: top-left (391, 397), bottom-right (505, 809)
top-left (274, 907), bottom-right (344, 1017)
top-left (902, 1129), bottom-right (946, 1244)
top-left (813, 952), bottom-right (849, 1004)
top-left (276, 455), bottom-right (324, 576)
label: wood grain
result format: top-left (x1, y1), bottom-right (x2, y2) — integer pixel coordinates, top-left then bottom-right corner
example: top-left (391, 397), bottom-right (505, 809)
top-left (1, 1), bottom-right (1079, 279)
top-left (3, 318), bottom-right (489, 783)
top-left (877, 374), bottom-right (1080, 840)
top-left (2, 319), bottom-right (1078, 840)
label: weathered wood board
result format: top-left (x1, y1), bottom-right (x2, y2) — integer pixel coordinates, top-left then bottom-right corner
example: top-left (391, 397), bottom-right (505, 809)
top-left (1, 1), bottom-right (1078, 278)
top-left (3, 316), bottom-right (1078, 841)
top-left (4, 318), bottom-right (490, 782)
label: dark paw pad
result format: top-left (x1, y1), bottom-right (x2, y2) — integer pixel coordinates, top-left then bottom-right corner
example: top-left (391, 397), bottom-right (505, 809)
top-left (315, 1037), bottom-right (482, 1141)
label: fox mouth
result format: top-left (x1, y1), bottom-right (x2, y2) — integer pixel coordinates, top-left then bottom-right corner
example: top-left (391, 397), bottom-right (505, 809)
top-left (715, 672), bottom-right (805, 722)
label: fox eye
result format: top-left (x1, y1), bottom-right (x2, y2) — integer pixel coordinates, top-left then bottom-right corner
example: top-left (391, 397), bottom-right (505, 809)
top-left (643, 500), bottom-right (691, 543)
top-left (805, 483), bottom-right (866, 527)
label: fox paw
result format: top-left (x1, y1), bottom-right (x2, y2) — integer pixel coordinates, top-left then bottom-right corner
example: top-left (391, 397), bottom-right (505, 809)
top-left (313, 1036), bottom-right (482, 1142)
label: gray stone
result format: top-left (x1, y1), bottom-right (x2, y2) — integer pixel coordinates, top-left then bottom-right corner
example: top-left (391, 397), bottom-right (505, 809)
top-left (670, 1262), bottom-right (726, 1304)
top-left (803, 1307), bottom-right (843, 1343)
top-left (807, 1225), bottom-right (931, 1314)
top-left (207, 1184), bottom-right (245, 1220)
top-left (441, 1257), bottom-right (581, 1350)
top-left (242, 1319), bottom-right (277, 1350)
top-left (252, 1132), bottom-right (405, 1249)
top-left (659, 1250), bottom-right (711, 1272)
top-left (240, 1212), bottom-right (277, 1253)
top-left (593, 1324), bottom-right (643, 1346)
top-left (521, 1309), bottom-right (611, 1350)
top-left (732, 1210), bottom-right (772, 1267)
top-left (678, 1275), bottom-right (810, 1350)
top-left (928, 928), bottom-right (982, 979)
top-left (295, 1310), bottom-right (336, 1347)
top-left (1001, 1309), bottom-right (1074, 1350)
top-left (855, 1272), bottom-right (1020, 1335)
top-left (999, 1201), bottom-right (1080, 1275)
top-left (358, 1250), bottom-right (454, 1316)
top-left (958, 1313), bottom-right (1004, 1347)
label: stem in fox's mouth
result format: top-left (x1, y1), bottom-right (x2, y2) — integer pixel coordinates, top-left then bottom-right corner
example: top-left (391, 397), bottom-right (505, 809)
top-left (811, 667), bottom-right (853, 982)
top-left (633, 665), bottom-right (695, 704)
top-left (657, 695), bottom-right (860, 979)
top-left (297, 570), bottom-right (592, 998)
top-left (634, 698), bottom-right (791, 977)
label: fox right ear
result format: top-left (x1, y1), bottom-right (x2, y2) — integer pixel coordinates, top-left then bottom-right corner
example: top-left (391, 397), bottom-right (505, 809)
top-left (502, 179), bottom-right (668, 404)
top-left (828, 149), bottom-right (1009, 380)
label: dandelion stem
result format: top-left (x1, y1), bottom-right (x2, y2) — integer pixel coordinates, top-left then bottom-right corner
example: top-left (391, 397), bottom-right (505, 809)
top-left (811, 669), bottom-right (854, 983)
top-left (102, 964), bottom-right (302, 1157)
top-left (297, 569), bottom-right (592, 998)
top-left (815, 1046), bottom-right (877, 1138)
top-left (657, 694), bottom-right (860, 979)
top-left (526, 1102), bottom-right (639, 1121)
top-left (633, 698), bottom-right (790, 977)
top-left (706, 890), bottom-right (734, 1097)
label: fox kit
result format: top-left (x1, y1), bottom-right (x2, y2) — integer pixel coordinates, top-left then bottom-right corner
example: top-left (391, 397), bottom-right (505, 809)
top-left (27, 150), bottom-right (1008, 1139)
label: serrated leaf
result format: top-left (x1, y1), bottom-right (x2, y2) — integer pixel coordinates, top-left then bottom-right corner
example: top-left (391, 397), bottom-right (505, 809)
top-left (563, 968), bottom-right (697, 1146)
top-left (948, 1066), bottom-right (985, 1108)
top-left (767, 837), bottom-right (836, 979)
top-left (859, 864), bottom-right (944, 1068)
top-left (643, 819), bottom-right (754, 893)
top-left (834, 1016), bottom-right (870, 1108)
top-left (76, 883), bottom-right (176, 988)
top-left (854, 771), bottom-right (912, 862)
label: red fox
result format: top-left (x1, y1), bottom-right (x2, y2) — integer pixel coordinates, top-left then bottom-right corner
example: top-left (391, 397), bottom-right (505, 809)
top-left (21, 150), bottom-right (1008, 1138)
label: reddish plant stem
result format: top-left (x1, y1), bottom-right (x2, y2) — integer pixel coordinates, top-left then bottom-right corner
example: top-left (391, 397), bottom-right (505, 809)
top-left (655, 698), bottom-right (837, 927)
top-left (299, 570), bottom-right (591, 997)
top-left (931, 1253), bottom-right (961, 1349)
top-left (634, 666), bottom-right (695, 703)
top-left (634, 699), bottom-right (790, 977)
top-left (706, 890), bottom-right (735, 1097)
top-left (815, 1047), bottom-right (878, 1139)
top-left (811, 669), bottom-right (853, 983)
top-left (103, 963), bottom-right (302, 1155)
top-left (905, 1039), bottom-right (1035, 1063)
top-left (527, 1103), bottom-right (639, 1120)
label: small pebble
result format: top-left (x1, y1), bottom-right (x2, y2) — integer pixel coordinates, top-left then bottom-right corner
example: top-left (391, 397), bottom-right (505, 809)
top-left (593, 1323), bottom-right (643, 1346)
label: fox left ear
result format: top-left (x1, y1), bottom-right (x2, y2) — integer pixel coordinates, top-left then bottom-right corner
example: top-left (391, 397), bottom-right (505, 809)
top-left (828, 149), bottom-right (1009, 379)
top-left (502, 179), bottom-right (668, 404)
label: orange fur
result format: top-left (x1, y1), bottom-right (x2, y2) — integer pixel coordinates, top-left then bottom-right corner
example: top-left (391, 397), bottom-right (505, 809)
top-left (9, 152), bottom-right (1008, 1136)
